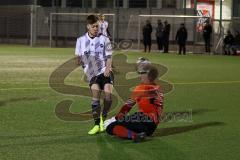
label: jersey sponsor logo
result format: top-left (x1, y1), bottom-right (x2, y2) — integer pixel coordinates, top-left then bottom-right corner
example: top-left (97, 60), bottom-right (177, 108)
top-left (95, 41), bottom-right (100, 49)
top-left (83, 51), bottom-right (102, 56)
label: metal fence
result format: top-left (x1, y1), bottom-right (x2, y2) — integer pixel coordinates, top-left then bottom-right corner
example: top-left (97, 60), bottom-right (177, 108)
top-left (0, 4), bottom-right (239, 54)
top-left (0, 6), bottom-right (31, 44)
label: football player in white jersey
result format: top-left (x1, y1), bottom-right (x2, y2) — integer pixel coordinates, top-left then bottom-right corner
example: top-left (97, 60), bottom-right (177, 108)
top-left (75, 15), bottom-right (114, 135)
top-left (98, 14), bottom-right (111, 38)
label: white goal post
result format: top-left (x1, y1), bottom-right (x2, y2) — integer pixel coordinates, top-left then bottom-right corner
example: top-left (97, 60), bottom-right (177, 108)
top-left (49, 12), bottom-right (115, 47)
top-left (137, 14), bottom-right (211, 51)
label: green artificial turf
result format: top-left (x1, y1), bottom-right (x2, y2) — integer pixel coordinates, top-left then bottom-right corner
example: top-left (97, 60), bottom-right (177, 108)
top-left (0, 45), bottom-right (240, 160)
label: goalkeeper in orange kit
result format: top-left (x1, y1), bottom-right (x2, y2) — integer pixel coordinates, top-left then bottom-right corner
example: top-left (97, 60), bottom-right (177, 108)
top-left (104, 58), bottom-right (164, 142)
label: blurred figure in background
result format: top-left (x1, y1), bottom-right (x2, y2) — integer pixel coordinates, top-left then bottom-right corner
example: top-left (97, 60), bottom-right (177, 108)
top-left (231, 31), bottom-right (240, 55)
top-left (98, 13), bottom-right (111, 38)
top-left (203, 20), bottom-right (213, 53)
top-left (163, 20), bottom-right (171, 53)
top-left (142, 20), bottom-right (152, 52)
top-left (235, 31), bottom-right (240, 45)
top-left (223, 30), bottom-right (235, 55)
top-left (175, 23), bottom-right (188, 55)
top-left (156, 20), bottom-right (164, 52)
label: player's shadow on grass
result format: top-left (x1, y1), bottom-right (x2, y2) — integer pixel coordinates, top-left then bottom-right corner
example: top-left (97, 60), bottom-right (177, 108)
top-left (96, 134), bottom-right (187, 160)
top-left (167, 108), bottom-right (217, 115)
top-left (96, 135), bottom-right (133, 159)
top-left (0, 131), bottom-right (79, 140)
top-left (162, 108), bottom-right (218, 123)
top-left (0, 134), bottom-right (100, 148)
top-left (0, 97), bottom-right (40, 107)
top-left (154, 122), bottom-right (225, 137)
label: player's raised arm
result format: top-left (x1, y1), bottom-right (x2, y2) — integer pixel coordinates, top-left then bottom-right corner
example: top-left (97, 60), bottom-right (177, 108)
top-left (152, 87), bottom-right (164, 119)
top-left (115, 98), bottom-right (136, 120)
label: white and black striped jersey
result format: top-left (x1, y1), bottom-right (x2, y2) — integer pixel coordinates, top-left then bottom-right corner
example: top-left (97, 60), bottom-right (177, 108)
top-left (75, 32), bottom-right (112, 81)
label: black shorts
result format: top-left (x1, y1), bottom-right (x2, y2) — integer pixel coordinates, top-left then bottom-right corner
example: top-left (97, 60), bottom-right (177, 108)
top-left (89, 72), bottom-right (114, 90)
top-left (106, 112), bottom-right (157, 136)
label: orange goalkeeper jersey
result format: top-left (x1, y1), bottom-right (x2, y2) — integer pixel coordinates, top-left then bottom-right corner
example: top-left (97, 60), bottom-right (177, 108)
top-left (116, 83), bottom-right (164, 124)
top-left (131, 83), bottom-right (163, 124)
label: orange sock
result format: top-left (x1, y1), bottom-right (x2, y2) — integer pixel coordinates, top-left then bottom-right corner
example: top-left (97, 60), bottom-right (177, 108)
top-left (112, 125), bottom-right (136, 139)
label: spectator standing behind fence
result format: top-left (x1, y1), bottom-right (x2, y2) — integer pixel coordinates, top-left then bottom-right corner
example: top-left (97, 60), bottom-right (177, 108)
top-left (163, 20), bottom-right (171, 53)
top-left (234, 31), bottom-right (240, 46)
top-left (231, 31), bottom-right (240, 55)
top-left (223, 30), bottom-right (235, 55)
top-left (175, 23), bottom-right (188, 55)
top-left (203, 20), bottom-right (213, 53)
top-left (156, 20), bottom-right (164, 52)
top-left (142, 20), bottom-right (152, 53)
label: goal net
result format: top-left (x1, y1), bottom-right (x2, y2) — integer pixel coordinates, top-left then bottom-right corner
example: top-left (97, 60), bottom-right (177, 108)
top-left (213, 17), bottom-right (240, 55)
top-left (125, 14), bottom-right (211, 53)
top-left (49, 13), bottom-right (115, 47)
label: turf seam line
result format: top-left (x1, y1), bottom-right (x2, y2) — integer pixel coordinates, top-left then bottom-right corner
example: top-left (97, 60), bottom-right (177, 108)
top-left (1, 80), bottom-right (240, 91)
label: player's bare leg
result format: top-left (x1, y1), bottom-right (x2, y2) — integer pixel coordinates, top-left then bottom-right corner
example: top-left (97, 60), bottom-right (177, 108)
top-left (100, 83), bottom-right (113, 132)
top-left (88, 84), bottom-right (101, 135)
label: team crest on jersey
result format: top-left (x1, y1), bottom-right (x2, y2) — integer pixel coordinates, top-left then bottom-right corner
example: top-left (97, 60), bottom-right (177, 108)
top-left (100, 44), bottom-right (104, 48)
